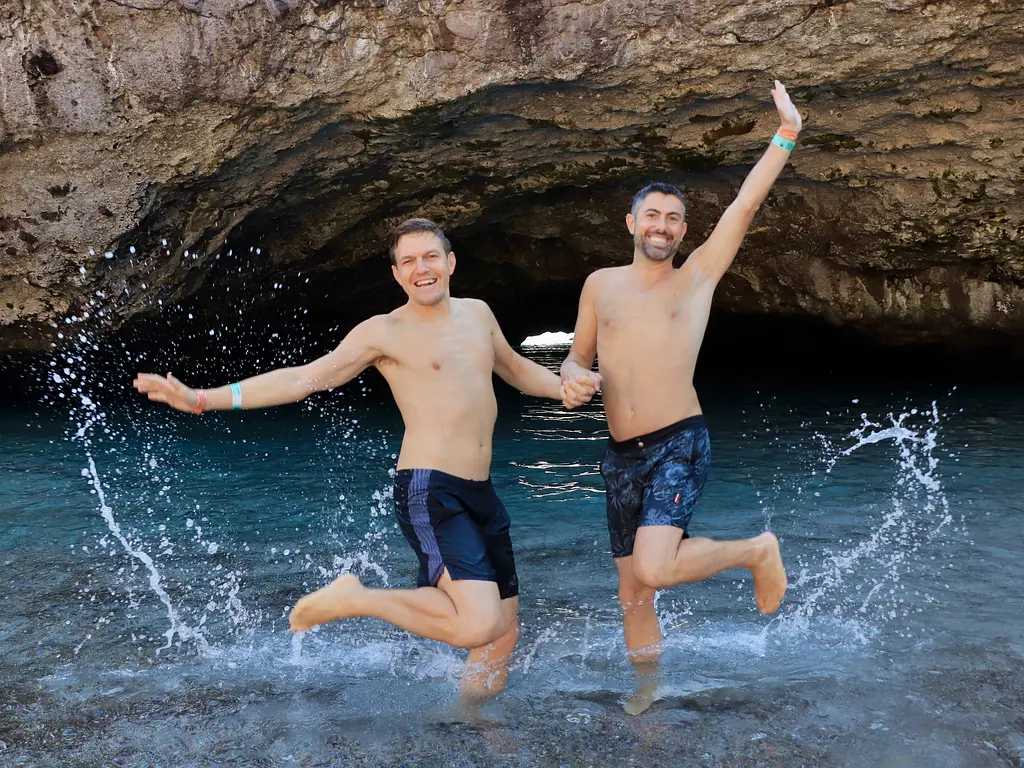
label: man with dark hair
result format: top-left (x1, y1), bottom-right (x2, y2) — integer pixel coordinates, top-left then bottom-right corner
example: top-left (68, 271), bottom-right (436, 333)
top-left (561, 81), bottom-right (799, 714)
top-left (630, 182), bottom-right (686, 220)
top-left (135, 218), bottom-right (600, 704)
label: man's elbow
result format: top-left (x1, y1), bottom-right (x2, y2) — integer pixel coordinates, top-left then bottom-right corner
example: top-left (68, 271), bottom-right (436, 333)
top-left (731, 197), bottom-right (760, 220)
top-left (293, 368), bottom-right (320, 399)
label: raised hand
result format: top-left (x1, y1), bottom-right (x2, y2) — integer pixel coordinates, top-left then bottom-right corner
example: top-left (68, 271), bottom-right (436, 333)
top-left (561, 372), bottom-right (602, 410)
top-left (771, 80), bottom-right (802, 135)
top-left (133, 372), bottom-right (200, 413)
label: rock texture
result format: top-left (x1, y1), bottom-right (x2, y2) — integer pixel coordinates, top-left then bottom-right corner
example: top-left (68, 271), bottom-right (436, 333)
top-left (1, 0), bottom-right (1023, 352)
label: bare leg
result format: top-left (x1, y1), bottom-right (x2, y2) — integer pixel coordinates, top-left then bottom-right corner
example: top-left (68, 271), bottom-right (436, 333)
top-left (615, 557), bottom-right (662, 716)
top-left (633, 528), bottom-right (787, 614)
top-left (460, 596), bottom-right (519, 712)
top-left (289, 570), bottom-right (506, 649)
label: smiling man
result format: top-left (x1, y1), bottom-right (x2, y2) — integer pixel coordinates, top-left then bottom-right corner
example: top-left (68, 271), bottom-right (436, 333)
top-left (562, 82), bottom-right (799, 714)
top-left (134, 218), bottom-right (600, 704)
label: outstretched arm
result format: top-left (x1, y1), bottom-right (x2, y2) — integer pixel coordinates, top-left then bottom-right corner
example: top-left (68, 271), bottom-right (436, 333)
top-left (688, 81), bottom-right (802, 285)
top-left (134, 316), bottom-right (386, 413)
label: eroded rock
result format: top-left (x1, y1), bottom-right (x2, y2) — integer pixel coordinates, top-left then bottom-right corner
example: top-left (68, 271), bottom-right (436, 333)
top-left (0, 0), bottom-right (1022, 351)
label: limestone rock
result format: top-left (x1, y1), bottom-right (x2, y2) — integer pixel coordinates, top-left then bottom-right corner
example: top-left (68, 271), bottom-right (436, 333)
top-left (1, 0), bottom-right (1022, 351)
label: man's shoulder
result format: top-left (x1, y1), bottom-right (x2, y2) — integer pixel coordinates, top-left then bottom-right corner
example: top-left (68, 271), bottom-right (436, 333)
top-left (584, 266), bottom-right (628, 291)
top-left (453, 296), bottom-right (494, 318)
top-left (365, 310), bottom-right (399, 329)
top-left (350, 311), bottom-right (401, 343)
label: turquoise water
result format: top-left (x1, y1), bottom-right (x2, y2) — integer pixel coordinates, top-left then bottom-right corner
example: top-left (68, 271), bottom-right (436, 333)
top-left (1, 342), bottom-right (1023, 766)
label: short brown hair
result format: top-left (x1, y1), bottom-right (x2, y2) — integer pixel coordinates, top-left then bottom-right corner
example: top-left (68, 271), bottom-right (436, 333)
top-left (389, 219), bottom-right (452, 265)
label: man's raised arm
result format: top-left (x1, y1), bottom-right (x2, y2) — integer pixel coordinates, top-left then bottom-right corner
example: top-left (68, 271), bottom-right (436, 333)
top-left (688, 81), bottom-right (802, 285)
top-left (133, 316), bottom-right (386, 414)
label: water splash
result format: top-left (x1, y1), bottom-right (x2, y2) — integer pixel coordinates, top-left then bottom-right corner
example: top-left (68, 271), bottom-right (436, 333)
top-left (776, 401), bottom-right (958, 638)
top-left (83, 455), bottom-right (212, 655)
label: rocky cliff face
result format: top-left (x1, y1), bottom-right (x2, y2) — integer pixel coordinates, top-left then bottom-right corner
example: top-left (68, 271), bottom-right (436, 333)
top-left (1, 0), bottom-right (1022, 352)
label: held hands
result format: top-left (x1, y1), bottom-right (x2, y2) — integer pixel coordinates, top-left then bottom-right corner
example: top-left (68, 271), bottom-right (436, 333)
top-left (133, 372), bottom-right (200, 413)
top-left (771, 80), bottom-right (802, 135)
top-left (561, 371), bottom-right (602, 410)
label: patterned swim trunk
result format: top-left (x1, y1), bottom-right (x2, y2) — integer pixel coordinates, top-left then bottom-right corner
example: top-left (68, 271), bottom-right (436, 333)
top-left (600, 415), bottom-right (711, 559)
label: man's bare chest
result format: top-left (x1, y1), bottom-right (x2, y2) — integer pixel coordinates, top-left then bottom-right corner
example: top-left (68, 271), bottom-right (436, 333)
top-left (596, 292), bottom-right (686, 336)
top-left (378, 325), bottom-right (494, 378)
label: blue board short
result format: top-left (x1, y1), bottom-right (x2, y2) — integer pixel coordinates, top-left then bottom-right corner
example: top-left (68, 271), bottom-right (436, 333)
top-left (394, 469), bottom-right (519, 600)
top-left (600, 415), bottom-right (712, 559)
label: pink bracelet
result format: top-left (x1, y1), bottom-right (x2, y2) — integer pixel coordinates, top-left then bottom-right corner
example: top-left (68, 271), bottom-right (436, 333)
top-left (193, 389), bottom-right (207, 415)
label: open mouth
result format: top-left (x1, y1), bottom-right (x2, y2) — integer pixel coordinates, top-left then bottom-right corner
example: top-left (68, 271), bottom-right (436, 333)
top-left (413, 278), bottom-right (438, 288)
top-left (647, 233), bottom-right (672, 247)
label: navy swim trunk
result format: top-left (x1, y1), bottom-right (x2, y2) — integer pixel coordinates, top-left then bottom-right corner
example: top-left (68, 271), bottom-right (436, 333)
top-left (393, 469), bottom-right (519, 600)
top-left (600, 415), bottom-right (711, 559)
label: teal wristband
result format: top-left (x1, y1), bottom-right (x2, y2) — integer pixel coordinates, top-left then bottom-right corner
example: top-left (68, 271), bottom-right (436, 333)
top-left (230, 382), bottom-right (242, 410)
top-left (772, 133), bottom-right (796, 152)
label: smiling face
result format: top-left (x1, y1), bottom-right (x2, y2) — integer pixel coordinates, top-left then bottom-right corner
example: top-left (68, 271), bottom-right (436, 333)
top-left (391, 231), bottom-right (455, 306)
top-left (626, 191), bottom-right (687, 263)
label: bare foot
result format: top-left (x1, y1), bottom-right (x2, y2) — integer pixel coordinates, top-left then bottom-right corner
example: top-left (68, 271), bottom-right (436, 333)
top-left (459, 660), bottom-right (508, 713)
top-left (623, 657), bottom-right (659, 716)
top-left (751, 532), bottom-right (787, 614)
top-left (457, 689), bottom-right (495, 722)
top-left (623, 676), bottom-right (658, 716)
top-left (289, 573), bottom-right (365, 632)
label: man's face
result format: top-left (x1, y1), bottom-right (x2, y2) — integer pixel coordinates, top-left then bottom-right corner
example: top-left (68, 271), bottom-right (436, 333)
top-left (626, 192), bottom-right (687, 262)
top-left (391, 231), bottom-right (455, 306)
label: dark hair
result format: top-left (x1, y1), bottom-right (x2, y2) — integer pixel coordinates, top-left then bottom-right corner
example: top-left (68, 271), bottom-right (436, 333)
top-left (631, 182), bottom-right (686, 218)
top-left (389, 218), bottom-right (452, 265)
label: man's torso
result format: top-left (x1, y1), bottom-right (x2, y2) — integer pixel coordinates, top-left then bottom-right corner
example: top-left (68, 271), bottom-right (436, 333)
top-left (593, 264), bottom-right (714, 441)
top-left (374, 298), bottom-right (497, 480)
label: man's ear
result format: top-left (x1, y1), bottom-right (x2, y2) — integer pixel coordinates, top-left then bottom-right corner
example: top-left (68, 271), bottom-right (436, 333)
top-left (392, 264), bottom-right (400, 284)
top-left (625, 213), bottom-right (636, 235)
top-left (447, 251), bottom-right (456, 276)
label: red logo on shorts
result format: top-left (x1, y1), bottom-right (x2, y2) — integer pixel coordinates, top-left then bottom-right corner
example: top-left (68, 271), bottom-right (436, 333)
top-left (673, 493), bottom-right (681, 504)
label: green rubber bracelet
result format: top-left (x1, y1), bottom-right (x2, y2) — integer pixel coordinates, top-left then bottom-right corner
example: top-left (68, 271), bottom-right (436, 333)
top-left (772, 133), bottom-right (797, 152)
top-left (230, 381), bottom-right (243, 410)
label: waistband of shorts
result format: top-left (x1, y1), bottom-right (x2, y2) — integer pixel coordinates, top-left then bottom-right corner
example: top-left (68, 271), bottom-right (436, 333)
top-left (607, 414), bottom-right (706, 452)
top-left (394, 468), bottom-right (493, 487)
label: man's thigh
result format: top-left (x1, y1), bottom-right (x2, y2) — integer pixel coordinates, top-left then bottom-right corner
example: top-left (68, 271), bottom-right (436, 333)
top-left (632, 525), bottom-right (686, 571)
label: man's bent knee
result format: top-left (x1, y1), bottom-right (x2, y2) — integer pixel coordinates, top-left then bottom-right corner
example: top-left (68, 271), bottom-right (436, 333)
top-left (449, 612), bottom-right (506, 649)
top-left (632, 559), bottom-right (674, 591)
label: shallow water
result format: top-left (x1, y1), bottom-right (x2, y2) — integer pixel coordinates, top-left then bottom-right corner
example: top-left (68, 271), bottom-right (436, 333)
top-left (1, 344), bottom-right (1023, 767)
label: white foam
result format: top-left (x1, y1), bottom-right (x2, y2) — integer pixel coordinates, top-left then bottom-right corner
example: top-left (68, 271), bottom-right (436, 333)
top-left (521, 331), bottom-right (574, 347)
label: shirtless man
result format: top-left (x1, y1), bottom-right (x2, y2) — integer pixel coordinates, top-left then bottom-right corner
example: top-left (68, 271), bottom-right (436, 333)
top-left (561, 81), bottom-right (798, 714)
top-left (135, 218), bottom-right (599, 702)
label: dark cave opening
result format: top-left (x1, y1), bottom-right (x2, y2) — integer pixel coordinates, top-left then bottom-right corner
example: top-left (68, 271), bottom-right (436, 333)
top-left (1, 269), bottom-right (1019, 406)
